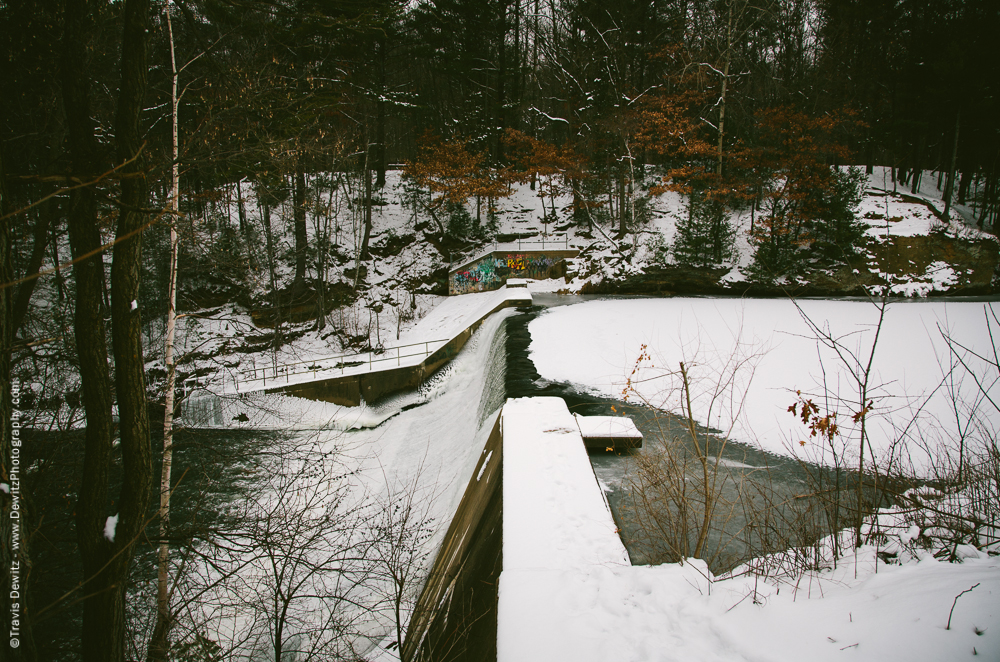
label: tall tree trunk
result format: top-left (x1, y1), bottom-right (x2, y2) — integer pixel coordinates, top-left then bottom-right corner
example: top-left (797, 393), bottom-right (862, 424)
top-left (910, 130), bottom-right (926, 194)
top-left (359, 151), bottom-right (373, 262)
top-left (260, 195), bottom-right (277, 299)
top-left (51, 219), bottom-right (66, 301)
top-left (69, 0), bottom-right (155, 656)
top-left (716, 2), bottom-right (733, 176)
top-left (958, 168), bottom-right (971, 205)
top-left (148, 7), bottom-right (180, 660)
top-left (61, 1), bottom-right (120, 656)
top-left (375, 34), bottom-right (387, 189)
top-left (618, 171), bottom-right (627, 235)
top-left (236, 179), bottom-right (248, 238)
top-left (496, 0), bottom-right (509, 161)
top-left (293, 165), bottom-right (307, 287)
top-left (943, 111), bottom-right (960, 221)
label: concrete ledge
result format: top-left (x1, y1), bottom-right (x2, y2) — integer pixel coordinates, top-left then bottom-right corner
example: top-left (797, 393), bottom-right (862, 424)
top-left (274, 289), bottom-right (530, 406)
top-left (404, 397), bottom-right (631, 662)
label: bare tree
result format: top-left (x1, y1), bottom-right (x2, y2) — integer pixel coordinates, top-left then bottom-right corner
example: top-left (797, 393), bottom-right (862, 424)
top-left (148, 6), bottom-right (218, 657)
top-left (152, 430), bottom-right (434, 662)
top-left (372, 459), bottom-right (436, 656)
top-left (621, 328), bottom-right (767, 572)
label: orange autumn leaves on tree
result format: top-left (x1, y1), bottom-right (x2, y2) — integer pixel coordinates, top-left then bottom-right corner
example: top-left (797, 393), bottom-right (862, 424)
top-left (502, 129), bottom-right (587, 225)
top-left (736, 106), bottom-right (858, 276)
top-left (404, 133), bottom-right (514, 229)
top-left (638, 86), bottom-right (723, 198)
top-left (737, 105), bottom-right (855, 213)
top-left (502, 128), bottom-right (585, 190)
top-left (639, 80), bottom-right (862, 274)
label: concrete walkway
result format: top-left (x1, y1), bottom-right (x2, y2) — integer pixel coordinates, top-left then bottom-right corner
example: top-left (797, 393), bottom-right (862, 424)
top-left (221, 286), bottom-right (532, 404)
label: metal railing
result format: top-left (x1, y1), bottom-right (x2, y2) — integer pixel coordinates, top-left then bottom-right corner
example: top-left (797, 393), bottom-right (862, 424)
top-left (193, 339), bottom-right (451, 393)
top-left (449, 235), bottom-right (572, 270)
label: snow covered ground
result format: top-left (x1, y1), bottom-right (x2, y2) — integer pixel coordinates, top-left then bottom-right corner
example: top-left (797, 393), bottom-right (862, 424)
top-left (146, 163), bottom-right (995, 427)
top-left (499, 544), bottom-right (998, 662)
top-left (198, 286), bottom-right (529, 395)
top-left (496, 398), bottom-right (998, 662)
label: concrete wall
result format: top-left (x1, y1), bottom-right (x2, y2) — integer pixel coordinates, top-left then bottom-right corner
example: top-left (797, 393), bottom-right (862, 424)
top-left (275, 292), bottom-right (523, 406)
top-left (403, 413), bottom-right (504, 662)
top-left (404, 397), bottom-right (630, 662)
top-left (449, 250), bottom-right (578, 295)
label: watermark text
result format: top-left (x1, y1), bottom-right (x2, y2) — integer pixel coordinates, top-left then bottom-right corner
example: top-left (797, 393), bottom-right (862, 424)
top-left (7, 381), bottom-right (23, 650)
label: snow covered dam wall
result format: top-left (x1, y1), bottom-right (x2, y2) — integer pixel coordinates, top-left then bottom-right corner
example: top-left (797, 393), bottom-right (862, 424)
top-left (403, 397), bottom-right (629, 662)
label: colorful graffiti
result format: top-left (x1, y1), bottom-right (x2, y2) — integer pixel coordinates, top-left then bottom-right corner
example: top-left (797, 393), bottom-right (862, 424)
top-left (450, 252), bottom-right (565, 294)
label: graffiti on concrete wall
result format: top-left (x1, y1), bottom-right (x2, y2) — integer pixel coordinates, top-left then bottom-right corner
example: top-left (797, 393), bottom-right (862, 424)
top-left (450, 253), bottom-right (563, 294)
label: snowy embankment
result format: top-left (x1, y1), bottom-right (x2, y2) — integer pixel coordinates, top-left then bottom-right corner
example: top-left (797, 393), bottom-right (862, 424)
top-left (156, 164), bottom-right (993, 434)
top-left (183, 286), bottom-right (526, 429)
top-left (529, 297), bottom-right (998, 472)
top-left (496, 398), bottom-right (998, 662)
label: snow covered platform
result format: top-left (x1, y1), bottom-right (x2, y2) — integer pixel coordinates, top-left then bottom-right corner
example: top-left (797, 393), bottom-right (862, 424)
top-left (498, 398), bottom-right (633, 662)
top-left (502, 398), bottom-right (630, 572)
top-left (573, 412), bottom-right (643, 450)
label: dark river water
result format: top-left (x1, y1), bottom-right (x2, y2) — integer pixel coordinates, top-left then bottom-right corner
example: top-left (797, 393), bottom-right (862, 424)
top-left (23, 423), bottom-right (286, 661)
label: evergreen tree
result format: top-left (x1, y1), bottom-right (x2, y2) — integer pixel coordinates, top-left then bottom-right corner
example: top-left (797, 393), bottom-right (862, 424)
top-left (672, 191), bottom-right (736, 267)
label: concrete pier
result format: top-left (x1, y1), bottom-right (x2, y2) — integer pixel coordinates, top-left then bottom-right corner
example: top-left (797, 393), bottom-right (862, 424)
top-left (403, 397), bottom-right (631, 662)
